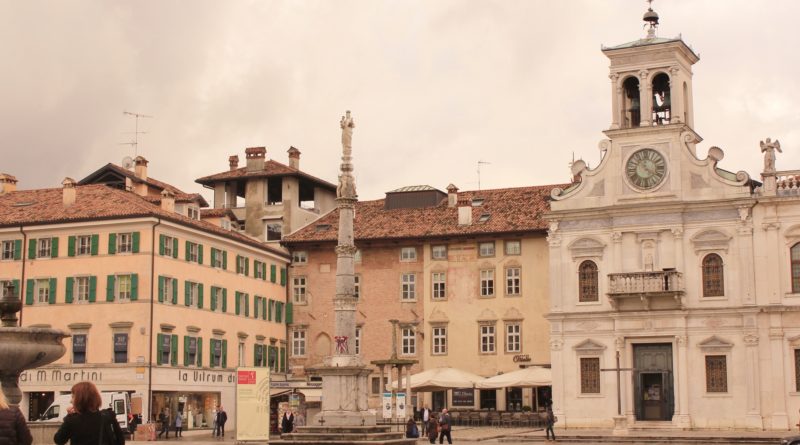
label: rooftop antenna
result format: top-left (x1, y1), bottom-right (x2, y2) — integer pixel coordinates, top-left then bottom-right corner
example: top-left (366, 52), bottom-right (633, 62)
top-left (643, 0), bottom-right (659, 38)
top-left (477, 160), bottom-right (490, 190)
top-left (120, 111), bottom-right (153, 157)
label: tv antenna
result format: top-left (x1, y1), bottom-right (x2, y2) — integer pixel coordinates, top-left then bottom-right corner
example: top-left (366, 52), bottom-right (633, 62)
top-left (477, 160), bottom-right (491, 190)
top-left (119, 111), bottom-right (153, 156)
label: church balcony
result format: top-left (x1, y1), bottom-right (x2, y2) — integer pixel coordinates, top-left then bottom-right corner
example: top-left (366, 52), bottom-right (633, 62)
top-left (775, 170), bottom-right (800, 197)
top-left (607, 270), bottom-right (684, 311)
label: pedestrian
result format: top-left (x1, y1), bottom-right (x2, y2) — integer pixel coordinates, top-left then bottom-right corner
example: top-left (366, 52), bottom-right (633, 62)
top-left (421, 405), bottom-right (430, 436)
top-left (211, 408), bottom-right (218, 436)
top-left (54, 381), bottom-right (125, 445)
top-left (0, 388), bottom-right (32, 445)
top-left (426, 414), bottom-right (438, 444)
top-left (280, 409), bottom-right (294, 434)
top-left (545, 406), bottom-right (556, 441)
top-left (174, 411), bottom-right (183, 437)
top-left (405, 417), bottom-right (419, 438)
top-left (157, 409), bottom-right (169, 439)
top-left (215, 405), bottom-right (228, 437)
top-left (437, 408), bottom-right (452, 444)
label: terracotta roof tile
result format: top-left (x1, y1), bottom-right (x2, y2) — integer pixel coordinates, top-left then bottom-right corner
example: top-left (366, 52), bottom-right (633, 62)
top-left (283, 184), bottom-right (562, 244)
top-left (195, 160), bottom-right (336, 190)
top-left (200, 208), bottom-right (239, 220)
top-left (79, 163), bottom-right (209, 207)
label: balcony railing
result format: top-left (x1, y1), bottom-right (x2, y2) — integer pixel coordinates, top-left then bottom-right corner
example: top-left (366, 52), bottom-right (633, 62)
top-left (607, 270), bottom-right (684, 310)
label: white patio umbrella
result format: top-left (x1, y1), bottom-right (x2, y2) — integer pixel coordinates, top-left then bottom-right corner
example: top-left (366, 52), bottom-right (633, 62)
top-left (391, 366), bottom-right (486, 392)
top-left (475, 366), bottom-right (552, 389)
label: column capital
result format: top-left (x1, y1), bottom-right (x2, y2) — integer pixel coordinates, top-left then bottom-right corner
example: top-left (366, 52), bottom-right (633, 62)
top-left (743, 333), bottom-right (760, 346)
top-left (675, 335), bottom-right (688, 347)
top-left (550, 338), bottom-right (564, 351)
top-left (611, 231), bottom-right (623, 243)
top-left (671, 227), bottom-right (684, 238)
top-left (762, 222), bottom-right (781, 231)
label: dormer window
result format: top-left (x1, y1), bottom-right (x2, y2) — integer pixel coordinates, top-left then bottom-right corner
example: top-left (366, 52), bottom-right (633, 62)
top-left (471, 198), bottom-right (484, 207)
top-left (478, 213), bottom-right (491, 223)
top-left (187, 206), bottom-right (200, 220)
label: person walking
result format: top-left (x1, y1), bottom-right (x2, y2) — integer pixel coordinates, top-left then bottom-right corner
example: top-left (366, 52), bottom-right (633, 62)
top-left (545, 406), bottom-right (556, 441)
top-left (280, 410), bottom-right (294, 434)
top-left (215, 406), bottom-right (228, 437)
top-left (54, 381), bottom-right (125, 445)
top-left (437, 408), bottom-right (452, 444)
top-left (426, 414), bottom-right (438, 444)
top-left (211, 408), bottom-right (218, 437)
top-left (157, 409), bottom-right (170, 439)
top-left (421, 405), bottom-right (430, 436)
top-left (174, 412), bottom-right (183, 438)
top-left (0, 389), bottom-right (32, 445)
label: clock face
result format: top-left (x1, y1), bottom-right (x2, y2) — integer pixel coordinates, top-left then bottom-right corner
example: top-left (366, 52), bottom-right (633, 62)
top-left (626, 149), bottom-right (667, 189)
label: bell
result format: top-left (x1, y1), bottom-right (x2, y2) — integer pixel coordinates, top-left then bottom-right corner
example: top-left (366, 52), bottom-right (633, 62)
top-left (643, 8), bottom-right (659, 27)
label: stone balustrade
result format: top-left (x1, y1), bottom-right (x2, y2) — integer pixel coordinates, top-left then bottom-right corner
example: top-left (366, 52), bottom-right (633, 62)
top-left (607, 271), bottom-right (684, 310)
top-left (775, 170), bottom-right (800, 196)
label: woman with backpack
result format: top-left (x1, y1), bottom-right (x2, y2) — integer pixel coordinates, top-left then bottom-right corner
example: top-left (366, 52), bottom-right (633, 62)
top-left (54, 381), bottom-right (125, 445)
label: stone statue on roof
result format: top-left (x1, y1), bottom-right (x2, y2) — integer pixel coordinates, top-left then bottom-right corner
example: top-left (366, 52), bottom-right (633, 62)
top-left (760, 137), bottom-right (782, 172)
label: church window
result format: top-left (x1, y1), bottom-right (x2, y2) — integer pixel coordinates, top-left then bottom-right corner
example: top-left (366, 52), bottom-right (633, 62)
top-left (622, 76), bottom-right (641, 128)
top-left (705, 355), bottom-right (727, 393)
top-left (578, 261), bottom-right (599, 302)
top-left (791, 243), bottom-right (800, 293)
top-left (702, 254), bottom-right (724, 297)
top-left (651, 72), bottom-right (671, 125)
top-left (580, 357), bottom-right (600, 394)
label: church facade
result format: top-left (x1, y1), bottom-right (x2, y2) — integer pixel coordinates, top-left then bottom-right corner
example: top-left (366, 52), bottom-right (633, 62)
top-left (546, 11), bottom-right (800, 430)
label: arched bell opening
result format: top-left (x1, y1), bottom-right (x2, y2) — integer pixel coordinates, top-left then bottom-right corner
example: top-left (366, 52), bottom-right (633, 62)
top-left (622, 76), bottom-right (641, 128)
top-left (651, 72), bottom-right (671, 125)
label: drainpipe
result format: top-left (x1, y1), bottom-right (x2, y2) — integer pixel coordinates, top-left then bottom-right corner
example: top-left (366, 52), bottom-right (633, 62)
top-left (285, 259), bottom-right (290, 377)
top-left (17, 226), bottom-right (27, 326)
top-left (147, 219), bottom-right (161, 422)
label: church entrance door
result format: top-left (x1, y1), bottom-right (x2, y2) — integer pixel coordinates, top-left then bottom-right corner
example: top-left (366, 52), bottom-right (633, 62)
top-left (632, 343), bottom-right (674, 421)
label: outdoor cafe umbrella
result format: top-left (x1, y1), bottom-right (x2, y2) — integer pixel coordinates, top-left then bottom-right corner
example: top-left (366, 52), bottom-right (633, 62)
top-left (392, 366), bottom-right (486, 392)
top-left (475, 366), bottom-right (552, 389)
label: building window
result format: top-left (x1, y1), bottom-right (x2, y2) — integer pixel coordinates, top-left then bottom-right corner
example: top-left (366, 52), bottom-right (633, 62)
top-left (38, 238), bottom-right (52, 258)
top-left (355, 328), bottom-right (361, 354)
top-left (160, 334), bottom-right (173, 365)
top-left (293, 277), bottom-right (307, 304)
top-left (116, 275), bottom-right (133, 300)
top-left (76, 235), bottom-right (92, 256)
top-left (506, 267), bottom-right (521, 296)
top-left (2, 240), bottom-right (16, 260)
top-left (236, 255), bottom-right (249, 275)
top-left (432, 327), bottom-right (447, 355)
top-left (72, 334), bottom-right (87, 364)
top-left (210, 339), bottom-right (223, 368)
top-left (238, 342), bottom-right (246, 367)
top-left (505, 240), bottom-right (521, 256)
top-left (401, 328), bottom-right (416, 355)
top-left (236, 292), bottom-right (248, 316)
top-left (580, 357), bottom-right (600, 394)
top-left (187, 242), bottom-right (199, 263)
top-left (186, 336), bottom-right (199, 366)
top-left (505, 323), bottom-right (521, 353)
top-left (186, 282), bottom-right (199, 307)
top-left (113, 333), bottom-right (128, 363)
top-left (292, 251), bottom-right (307, 264)
top-left (792, 243), bottom-right (800, 293)
top-left (702, 254), bottom-right (724, 297)
top-left (254, 261), bottom-right (265, 279)
top-left (478, 242), bottom-right (495, 257)
top-left (431, 245), bottom-right (447, 260)
top-left (432, 272), bottom-right (446, 300)
top-left (75, 276), bottom-right (90, 302)
top-left (266, 223), bottom-right (282, 241)
top-left (187, 206), bottom-right (200, 220)
top-left (401, 273), bottom-right (416, 300)
top-left (117, 233), bottom-right (133, 254)
top-left (795, 349), bottom-right (800, 392)
top-left (578, 260), bottom-right (599, 302)
top-left (162, 236), bottom-right (175, 257)
top-left (354, 274), bottom-right (361, 299)
top-left (705, 355), bottom-right (728, 392)
top-left (292, 330), bottom-right (306, 356)
top-left (480, 269), bottom-right (495, 297)
top-left (211, 286), bottom-right (224, 312)
top-left (480, 325), bottom-right (496, 354)
top-left (211, 248), bottom-right (225, 269)
top-left (400, 247), bottom-right (417, 262)
top-left (36, 279), bottom-right (51, 304)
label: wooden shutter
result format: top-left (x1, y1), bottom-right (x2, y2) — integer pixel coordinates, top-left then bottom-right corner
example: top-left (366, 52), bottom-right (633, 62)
top-left (211, 248), bottom-right (217, 266)
top-left (222, 289), bottom-right (227, 313)
top-left (157, 234), bottom-right (164, 256)
top-left (109, 233), bottom-right (117, 255)
top-left (185, 281), bottom-right (191, 306)
top-left (14, 240), bottom-right (22, 260)
top-left (50, 237), bottom-right (59, 258)
top-left (210, 287), bottom-right (217, 311)
top-left (156, 334), bottom-right (164, 365)
top-left (197, 244), bottom-right (203, 264)
top-left (254, 344), bottom-right (259, 367)
top-left (172, 278), bottom-right (178, 304)
top-left (280, 267), bottom-right (286, 286)
top-left (245, 294), bottom-right (250, 317)
top-left (185, 241), bottom-right (191, 261)
top-left (171, 335), bottom-right (178, 366)
top-left (235, 292), bottom-right (241, 315)
top-left (270, 265), bottom-right (276, 283)
top-left (130, 274), bottom-right (138, 301)
top-left (172, 237), bottom-right (178, 258)
top-left (285, 302), bottom-right (293, 324)
top-left (25, 279), bottom-right (34, 305)
top-left (268, 299), bottom-right (273, 321)
top-left (28, 239), bottom-right (36, 259)
top-left (106, 275), bottom-right (115, 302)
top-left (209, 340), bottom-right (215, 368)
top-left (158, 276), bottom-right (165, 303)
top-left (131, 232), bottom-right (140, 253)
top-left (184, 336), bottom-right (190, 366)
top-left (279, 346), bottom-right (286, 372)
top-left (222, 340), bottom-right (228, 368)
top-left (262, 298), bottom-right (267, 320)
top-left (65, 277), bottom-right (74, 303)
top-left (48, 278), bottom-right (57, 304)
top-left (196, 338), bottom-right (203, 367)
top-left (91, 234), bottom-right (99, 255)
top-left (222, 251), bottom-right (227, 270)
top-left (245, 258), bottom-right (249, 276)
top-left (89, 276), bottom-right (97, 303)
top-left (67, 236), bottom-right (76, 257)
top-left (197, 284), bottom-right (204, 309)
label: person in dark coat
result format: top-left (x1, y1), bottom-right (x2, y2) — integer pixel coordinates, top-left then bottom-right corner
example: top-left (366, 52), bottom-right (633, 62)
top-left (280, 410), bottom-right (294, 434)
top-left (544, 406), bottom-right (556, 441)
top-left (54, 381), bottom-right (125, 445)
top-left (157, 409), bottom-right (169, 439)
top-left (437, 408), bottom-right (452, 444)
top-left (215, 406), bottom-right (228, 437)
top-left (0, 389), bottom-right (32, 445)
top-left (426, 414), bottom-right (438, 444)
top-left (405, 417), bottom-right (419, 438)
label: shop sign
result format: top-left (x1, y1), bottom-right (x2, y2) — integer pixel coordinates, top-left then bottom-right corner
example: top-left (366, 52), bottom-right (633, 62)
top-left (20, 369), bottom-right (105, 383)
top-left (513, 354), bottom-right (531, 363)
top-left (451, 388), bottom-right (475, 407)
top-left (176, 370), bottom-right (236, 384)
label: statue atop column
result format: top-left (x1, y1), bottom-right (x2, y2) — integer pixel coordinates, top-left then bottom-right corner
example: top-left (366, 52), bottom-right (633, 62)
top-left (340, 110), bottom-right (355, 154)
top-left (760, 137), bottom-right (782, 172)
top-left (337, 110), bottom-right (357, 199)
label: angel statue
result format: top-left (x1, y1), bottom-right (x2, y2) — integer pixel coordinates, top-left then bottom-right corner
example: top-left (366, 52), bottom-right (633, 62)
top-left (340, 110), bottom-right (355, 153)
top-left (760, 137), bottom-right (782, 172)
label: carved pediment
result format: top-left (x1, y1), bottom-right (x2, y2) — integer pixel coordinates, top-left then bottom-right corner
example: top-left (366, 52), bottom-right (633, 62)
top-left (573, 339), bottom-right (607, 355)
top-left (691, 230), bottom-right (732, 253)
top-left (477, 308), bottom-right (498, 322)
top-left (428, 308), bottom-right (450, 324)
top-left (698, 335), bottom-right (733, 352)
top-left (568, 237), bottom-right (606, 260)
top-left (502, 307), bottom-right (524, 321)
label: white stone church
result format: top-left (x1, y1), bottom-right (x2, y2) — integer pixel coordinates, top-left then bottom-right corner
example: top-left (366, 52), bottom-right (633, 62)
top-left (546, 8), bottom-right (800, 430)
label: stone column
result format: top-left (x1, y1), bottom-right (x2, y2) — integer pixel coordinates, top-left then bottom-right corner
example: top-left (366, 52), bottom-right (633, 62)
top-left (737, 217), bottom-right (756, 305)
top-left (743, 332), bottom-right (763, 429)
top-left (610, 73), bottom-right (621, 129)
top-left (639, 70), bottom-right (651, 126)
top-left (405, 366), bottom-right (413, 419)
top-left (673, 335), bottom-right (691, 428)
top-left (547, 223), bottom-right (563, 313)
top-left (769, 316), bottom-right (789, 429)
top-left (763, 223), bottom-right (782, 304)
top-left (612, 231), bottom-right (623, 272)
top-left (669, 67), bottom-right (683, 124)
top-left (549, 338), bottom-right (565, 422)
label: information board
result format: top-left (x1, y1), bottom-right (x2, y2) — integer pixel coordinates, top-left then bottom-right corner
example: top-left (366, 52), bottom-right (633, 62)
top-left (236, 367), bottom-right (270, 441)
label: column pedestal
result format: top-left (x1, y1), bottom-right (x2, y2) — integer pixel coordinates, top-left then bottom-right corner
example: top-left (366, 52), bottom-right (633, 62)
top-left (310, 356), bottom-right (375, 427)
top-left (612, 415), bottom-right (629, 435)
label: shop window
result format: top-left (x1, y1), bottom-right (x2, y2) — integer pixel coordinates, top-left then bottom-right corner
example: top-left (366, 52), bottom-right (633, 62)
top-left (580, 357), bottom-right (600, 394)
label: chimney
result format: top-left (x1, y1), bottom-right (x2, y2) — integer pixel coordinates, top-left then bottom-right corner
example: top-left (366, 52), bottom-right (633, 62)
top-left (229, 155), bottom-right (239, 171)
top-left (161, 189), bottom-right (175, 213)
top-left (287, 146), bottom-right (301, 170)
top-left (134, 156), bottom-right (149, 181)
top-left (62, 177), bottom-right (77, 207)
top-left (245, 147), bottom-right (266, 172)
top-left (446, 183), bottom-right (459, 207)
top-left (457, 199), bottom-right (472, 225)
top-left (0, 173), bottom-right (18, 194)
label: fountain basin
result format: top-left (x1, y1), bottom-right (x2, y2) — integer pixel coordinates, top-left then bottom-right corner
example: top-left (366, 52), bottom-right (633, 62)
top-left (0, 327), bottom-right (68, 405)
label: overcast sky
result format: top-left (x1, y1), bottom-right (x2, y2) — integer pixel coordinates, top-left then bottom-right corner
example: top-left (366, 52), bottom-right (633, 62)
top-left (2, 0), bottom-right (799, 201)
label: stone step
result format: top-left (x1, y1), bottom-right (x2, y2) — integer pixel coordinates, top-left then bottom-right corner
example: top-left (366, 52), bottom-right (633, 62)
top-left (294, 425), bottom-right (394, 434)
top-left (500, 435), bottom-right (779, 444)
top-left (283, 432), bottom-right (405, 441)
top-left (270, 438), bottom-right (417, 445)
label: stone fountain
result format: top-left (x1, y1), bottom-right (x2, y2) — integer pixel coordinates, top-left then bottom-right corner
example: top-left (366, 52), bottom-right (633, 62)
top-left (0, 282), bottom-right (68, 406)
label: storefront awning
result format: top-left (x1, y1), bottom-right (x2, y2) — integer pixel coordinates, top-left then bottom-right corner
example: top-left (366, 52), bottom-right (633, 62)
top-left (298, 388), bottom-right (322, 402)
top-left (270, 388), bottom-right (292, 397)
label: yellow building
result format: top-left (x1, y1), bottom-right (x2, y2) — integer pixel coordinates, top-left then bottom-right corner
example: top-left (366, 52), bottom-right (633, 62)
top-left (0, 165), bottom-right (290, 429)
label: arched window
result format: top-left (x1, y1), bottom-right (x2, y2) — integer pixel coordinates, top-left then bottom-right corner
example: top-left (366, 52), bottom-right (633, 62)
top-left (578, 260), bottom-right (599, 302)
top-left (791, 243), bottom-right (800, 293)
top-left (702, 254), bottom-right (724, 297)
top-left (651, 73), bottom-right (671, 125)
top-left (622, 77), bottom-right (641, 128)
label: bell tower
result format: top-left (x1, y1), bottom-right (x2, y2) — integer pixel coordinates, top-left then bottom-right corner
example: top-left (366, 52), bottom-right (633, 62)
top-left (603, 2), bottom-right (699, 131)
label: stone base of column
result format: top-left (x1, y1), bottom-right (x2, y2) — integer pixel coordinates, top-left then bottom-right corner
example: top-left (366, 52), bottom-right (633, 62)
top-left (744, 413), bottom-right (763, 430)
top-left (312, 410), bottom-right (376, 427)
top-left (308, 359), bottom-right (375, 427)
top-left (612, 415), bottom-right (629, 435)
top-left (672, 413), bottom-right (692, 429)
top-left (770, 413), bottom-right (789, 430)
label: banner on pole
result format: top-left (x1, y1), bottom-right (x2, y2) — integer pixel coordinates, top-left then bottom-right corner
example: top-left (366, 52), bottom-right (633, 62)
top-left (236, 367), bottom-right (270, 441)
top-left (382, 392), bottom-right (393, 419)
top-left (396, 393), bottom-right (406, 419)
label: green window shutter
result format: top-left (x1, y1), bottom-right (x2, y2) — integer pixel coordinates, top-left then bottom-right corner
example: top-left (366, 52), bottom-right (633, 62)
top-left (197, 284), bottom-right (204, 309)
top-left (65, 277), bottom-right (74, 303)
top-left (210, 287), bottom-right (217, 311)
top-left (245, 258), bottom-right (250, 276)
top-left (254, 345), bottom-right (259, 367)
top-left (222, 289), bottom-right (227, 313)
top-left (222, 251), bottom-right (228, 270)
top-left (270, 265), bottom-right (276, 283)
top-left (50, 237), bottom-right (58, 258)
top-left (106, 275), bottom-right (115, 302)
top-left (197, 338), bottom-right (203, 367)
top-left (245, 294), bottom-right (250, 317)
top-left (185, 281), bottom-right (191, 306)
top-left (235, 292), bottom-right (240, 315)
top-left (157, 234), bottom-right (164, 256)
top-left (268, 299), bottom-right (273, 321)
top-left (263, 263), bottom-right (268, 281)
top-left (185, 241), bottom-right (191, 261)
top-left (209, 340), bottom-right (215, 368)
top-left (14, 240), bottom-right (22, 260)
top-left (236, 255), bottom-right (241, 273)
top-left (48, 278), bottom-right (57, 304)
top-left (184, 336), bottom-right (190, 366)
top-left (197, 244), bottom-right (203, 264)
top-left (262, 298), bottom-right (267, 320)
top-left (156, 334), bottom-right (163, 365)
top-left (211, 248), bottom-right (217, 266)
top-left (222, 340), bottom-right (228, 368)
top-left (28, 239), bottom-right (36, 259)
top-left (89, 276), bottom-right (97, 302)
top-left (67, 236), bottom-right (76, 257)
top-left (25, 279), bottom-right (34, 305)
top-left (286, 302), bottom-right (293, 324)
top-left (109, 233), bottom-right (117, 255)
top-left (280, 347), bottom-right (286, 373)
top-left (171, 335), bottom-right (178, 366)
top-left (277, 302), bottom-right (283, 323)
top-left (158, 276), bottom-right (165, 303)
top-left (280, 267), bottom-right (286, 286)
top-left (172, 278), bottom-right (178, 304)
top-left (91, 234), bottom-right (99, 255)
top-left (172, 238), bottom-right (178, 259)
top-left (130, 274), bottom-right (138, 301)
top-left (131, 232), bottom-right (140, 253)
